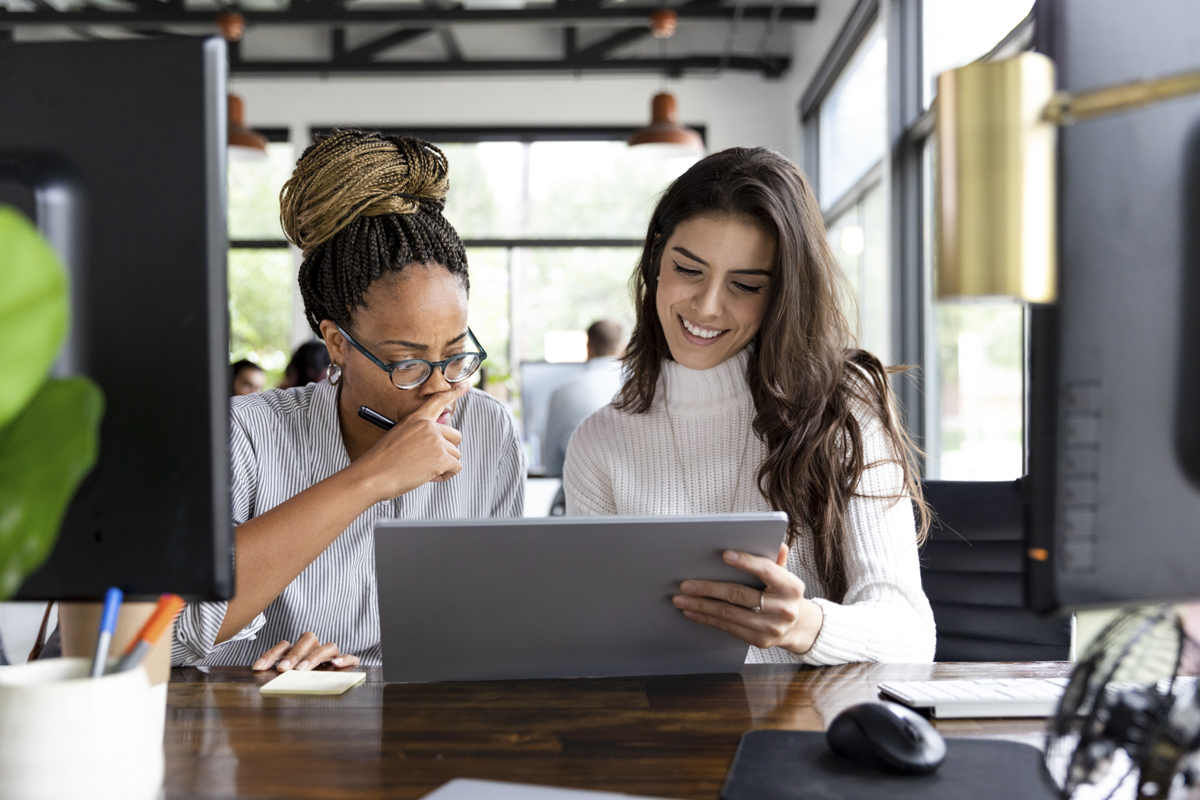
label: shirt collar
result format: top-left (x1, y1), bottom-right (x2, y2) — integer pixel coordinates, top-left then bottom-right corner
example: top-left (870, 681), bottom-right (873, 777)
top-left (307, 378), bottom-right (350, 484)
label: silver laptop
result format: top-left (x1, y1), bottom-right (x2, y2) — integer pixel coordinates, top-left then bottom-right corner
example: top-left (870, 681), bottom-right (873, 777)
top-left (373, 514), bottom-right (788, 683)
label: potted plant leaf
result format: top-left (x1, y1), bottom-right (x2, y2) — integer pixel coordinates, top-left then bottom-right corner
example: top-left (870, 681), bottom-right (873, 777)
top-left (0, 204), bottom-right (104, 660)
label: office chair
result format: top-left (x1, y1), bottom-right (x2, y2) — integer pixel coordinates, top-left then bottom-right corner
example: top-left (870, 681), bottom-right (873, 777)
top-left (920, 479), bottom-right (1072, 662)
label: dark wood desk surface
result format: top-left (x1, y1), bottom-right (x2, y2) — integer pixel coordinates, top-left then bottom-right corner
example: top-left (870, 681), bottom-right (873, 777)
top-left (166, 661), bottom-right (1071, 800)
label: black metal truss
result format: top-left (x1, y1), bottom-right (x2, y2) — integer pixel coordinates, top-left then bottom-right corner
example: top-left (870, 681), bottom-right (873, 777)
top-left (0, 0), bottom-right (805, 77)
top-left (229, 47), bottom-right (790, 77)
top-left (0, 1), bottom-right (816, 26)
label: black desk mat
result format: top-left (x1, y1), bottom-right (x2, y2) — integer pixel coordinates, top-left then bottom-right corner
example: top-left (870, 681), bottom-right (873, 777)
top-left (721, 730), bottom-right (1060, 800)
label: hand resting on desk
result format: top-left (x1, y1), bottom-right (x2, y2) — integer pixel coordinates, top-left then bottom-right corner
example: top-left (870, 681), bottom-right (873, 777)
top-left (251, 632), bottom-right (362, 672)
top-left (217, 384), bottom-right (470, 646)
top-left (672, 544), bottom-right (825, 655)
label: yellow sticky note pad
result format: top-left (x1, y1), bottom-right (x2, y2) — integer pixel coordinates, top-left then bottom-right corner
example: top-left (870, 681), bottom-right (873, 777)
top-left (260, 670), bottom-right (366, 696)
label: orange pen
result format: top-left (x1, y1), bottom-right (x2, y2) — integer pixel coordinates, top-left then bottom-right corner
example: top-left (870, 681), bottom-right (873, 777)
top-left (112, 593), bottom-right (185, 674)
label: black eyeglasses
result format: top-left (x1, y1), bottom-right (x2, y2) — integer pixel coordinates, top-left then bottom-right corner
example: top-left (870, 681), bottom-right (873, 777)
top-left (335, 323), bottom-right (487, 390)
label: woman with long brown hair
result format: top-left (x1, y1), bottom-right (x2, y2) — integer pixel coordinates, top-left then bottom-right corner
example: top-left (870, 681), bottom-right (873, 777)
top-left (563, 147), bottom-right (934, 664)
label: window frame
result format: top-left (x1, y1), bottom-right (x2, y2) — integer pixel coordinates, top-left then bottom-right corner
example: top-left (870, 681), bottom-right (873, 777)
top-left (891, 0), bottom-right (1036, 479)
top-left (228, 127), bottom-right (293, 251)
top-left (303, 126), bottom-right (708, 469)
top-left (324, 126), bottom-right (706, 373)
top-left (800, 0), bottom-right (895, 376)
top-left (802, 0), bottom-right (1036, 477)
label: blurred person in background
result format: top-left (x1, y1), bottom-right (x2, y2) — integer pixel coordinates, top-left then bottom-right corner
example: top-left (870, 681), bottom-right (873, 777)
top-left (541, 319), bottom-right (625, 478)
top-left (280, 341), bottom-right (332, 389)
top-left (231, 359), bottom-right (266, 396)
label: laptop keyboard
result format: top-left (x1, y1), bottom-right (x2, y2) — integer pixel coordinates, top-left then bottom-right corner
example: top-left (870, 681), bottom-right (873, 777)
top-left (878, 676), bottom-right (1198, 719)
top-left (878, 677), bottom-right (1073, 718)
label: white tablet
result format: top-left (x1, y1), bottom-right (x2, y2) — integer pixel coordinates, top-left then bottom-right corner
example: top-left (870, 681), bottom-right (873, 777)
top-left (373, 514), bottom-right (789, 683)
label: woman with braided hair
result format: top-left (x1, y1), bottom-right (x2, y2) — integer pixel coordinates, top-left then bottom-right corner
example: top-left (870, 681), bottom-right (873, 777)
top-left (173, 131), bottom-right (524, 670)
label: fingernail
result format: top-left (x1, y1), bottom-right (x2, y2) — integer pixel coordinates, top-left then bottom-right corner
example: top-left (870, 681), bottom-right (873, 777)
top-left (333, 657), bottom-right (344, 665)
top-left (681, 581), bottom-right (696, 593)
top-left (724, 551), bottom-right (739, 562)
top-left (278, 660), bottom-right (291, 671)
top-left (297, 660), bottom-right (310, 671)
top-left (252, 660), bottom-right (266, 671)
top-left (672, 596), bottom-right (690, 609)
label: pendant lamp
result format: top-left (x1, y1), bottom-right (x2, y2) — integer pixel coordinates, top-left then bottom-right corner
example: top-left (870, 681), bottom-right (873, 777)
top-left (629, 10), bottom-right (704, 157)
top-left (228, 94), bottom-right (268, 161)
top-left (628, 93), bottom-right (705, 154)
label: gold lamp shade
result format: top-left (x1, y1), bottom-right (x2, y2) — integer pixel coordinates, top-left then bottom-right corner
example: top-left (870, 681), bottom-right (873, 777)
top-left (935, 53), bottom-right (1058, 303)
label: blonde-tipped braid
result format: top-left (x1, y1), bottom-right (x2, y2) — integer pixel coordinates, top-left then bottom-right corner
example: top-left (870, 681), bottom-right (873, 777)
top-left (281, 130), bottom-right (468, 336)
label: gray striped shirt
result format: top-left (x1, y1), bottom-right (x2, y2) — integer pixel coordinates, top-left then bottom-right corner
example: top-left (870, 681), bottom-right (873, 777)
top-left (172, 379), bottom-right (525, 666)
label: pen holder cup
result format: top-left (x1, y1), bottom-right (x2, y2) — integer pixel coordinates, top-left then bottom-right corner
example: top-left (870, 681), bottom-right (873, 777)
top-left (0, 657), bottom-right (166, 800)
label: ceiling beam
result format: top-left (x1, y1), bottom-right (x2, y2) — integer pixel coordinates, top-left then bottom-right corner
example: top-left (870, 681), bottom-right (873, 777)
top-left (338, 26), bottom-right (434, 60)
top-left (573, 26), bottom-right (649, 60)
top-left (0, 3), bottom-right (816, 26)
top-left (438, 28), bottom-right (462, 61)
top-left (228, 53), bottom-right (789, 77)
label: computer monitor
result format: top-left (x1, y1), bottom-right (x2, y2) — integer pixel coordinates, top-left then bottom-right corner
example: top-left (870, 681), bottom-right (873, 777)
top-left (519, 361), bottom-right (587, 472)
top-left (1, 38), bottom-right (233, 601)
top-left (1026, 0), bottom-right (1200, 612)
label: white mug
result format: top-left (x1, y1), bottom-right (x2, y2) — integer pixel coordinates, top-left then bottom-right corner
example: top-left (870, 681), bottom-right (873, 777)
top-left (0, 657), bottom-right (165, 800)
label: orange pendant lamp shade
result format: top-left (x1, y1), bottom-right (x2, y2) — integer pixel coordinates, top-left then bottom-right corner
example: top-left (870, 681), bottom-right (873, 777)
top-left (628, 93), bottom-right (704, 152)
top-left (228, 94), bottom-right (267, 157)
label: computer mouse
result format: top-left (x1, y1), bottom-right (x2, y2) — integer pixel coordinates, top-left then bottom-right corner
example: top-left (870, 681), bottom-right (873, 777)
top-left (825, 701), bottom-right (947, 775)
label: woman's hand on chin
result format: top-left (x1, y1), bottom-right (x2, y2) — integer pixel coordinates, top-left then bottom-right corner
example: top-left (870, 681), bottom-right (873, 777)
top-left (251, 632), bottom-right (361, 672)
top-left (352, 381), bottom-right (470, 502)
top-left (671, 543), bottom-right (825, 655)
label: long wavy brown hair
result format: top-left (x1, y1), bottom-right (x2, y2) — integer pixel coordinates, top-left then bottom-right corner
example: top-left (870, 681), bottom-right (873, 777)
top-left (616, 147), bottom-right (929, 603)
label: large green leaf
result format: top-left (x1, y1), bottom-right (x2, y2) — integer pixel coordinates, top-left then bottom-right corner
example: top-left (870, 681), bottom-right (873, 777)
top-left (0, 205), bottom-right (68, 430)
top-left (0, 377), bottom-right (103, 600)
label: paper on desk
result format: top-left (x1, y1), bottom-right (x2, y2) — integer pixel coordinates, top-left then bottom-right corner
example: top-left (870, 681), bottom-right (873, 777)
top-left (259, 669), bottom-right (365, 695)
top-left (421, 779), bottom-right (668, 799)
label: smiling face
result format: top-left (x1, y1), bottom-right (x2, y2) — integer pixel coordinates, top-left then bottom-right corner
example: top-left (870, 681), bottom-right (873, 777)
top-left (654, 213), bottom-right (777, 371)
top-left (320, 263), bottom-right (470, 440)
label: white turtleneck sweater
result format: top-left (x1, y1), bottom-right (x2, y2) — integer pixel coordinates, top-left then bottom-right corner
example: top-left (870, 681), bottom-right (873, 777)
top-left (562, 349), bottom-right (936, 665)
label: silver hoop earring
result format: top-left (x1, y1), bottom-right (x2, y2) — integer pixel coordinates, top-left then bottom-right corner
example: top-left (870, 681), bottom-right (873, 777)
top-left (328, 363), bottom-right (342, 386)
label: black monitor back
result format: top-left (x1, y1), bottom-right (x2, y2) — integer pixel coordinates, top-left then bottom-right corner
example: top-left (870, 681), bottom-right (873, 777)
top-left (1027, 0), bottom-right (1200, 611)
top-left (1, 38), bottom-right (233, 601)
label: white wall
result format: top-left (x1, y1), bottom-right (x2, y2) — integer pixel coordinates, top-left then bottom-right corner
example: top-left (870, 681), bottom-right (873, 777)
top-left (230, 0), bottom-right (859, 165)
top-left (228, 3), bottom-right (858, 349)
top-left (231, 72), bottom-right (798, 160)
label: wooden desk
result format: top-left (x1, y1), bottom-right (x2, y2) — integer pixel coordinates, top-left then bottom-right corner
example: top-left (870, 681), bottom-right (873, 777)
top-left (166, 662), bottom-right (1071, 799)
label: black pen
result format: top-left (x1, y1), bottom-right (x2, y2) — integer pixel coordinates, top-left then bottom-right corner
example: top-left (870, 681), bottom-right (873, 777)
top-left (358, 405), bottom-right (395, 431)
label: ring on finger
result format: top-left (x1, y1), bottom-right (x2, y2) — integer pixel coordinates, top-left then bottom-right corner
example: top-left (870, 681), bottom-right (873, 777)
top-left (751, 591), bottom-right (765, 613)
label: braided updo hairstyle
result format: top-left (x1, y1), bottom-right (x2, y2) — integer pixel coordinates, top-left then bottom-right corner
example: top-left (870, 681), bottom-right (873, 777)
top-left (281, 129), bottom-right (469, 335)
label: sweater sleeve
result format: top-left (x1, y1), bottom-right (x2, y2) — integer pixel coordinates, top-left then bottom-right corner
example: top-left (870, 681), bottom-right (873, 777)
top-left (563, 412), bottom-right (618, 516)
top-left (796, 408), bottom-right (936, 666)
top-left (172, 407), bottom-right (269, 666)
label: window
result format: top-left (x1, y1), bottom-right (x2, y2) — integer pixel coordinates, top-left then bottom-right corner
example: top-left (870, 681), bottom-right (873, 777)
top-left (918, 0), bottom-right (1034, 479)
top-left (422, 133), bottom-right (699, 468)
top-left (227, 137), bottom-right (296, 386)
top-left (807, 14), bottom-right (891, 365)
top-left (803, 0), bottom-right (1036, 479)
top-left (826, 182), bottom-right (889, 358)
top-left (922, 0), bottom-right (1036, 106)
top-left (818, 21), bottom-right (887, 206)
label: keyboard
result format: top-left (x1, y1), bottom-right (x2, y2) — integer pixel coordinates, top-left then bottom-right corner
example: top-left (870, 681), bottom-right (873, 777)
top-left (877, 678), bottom-right (1072, 719)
